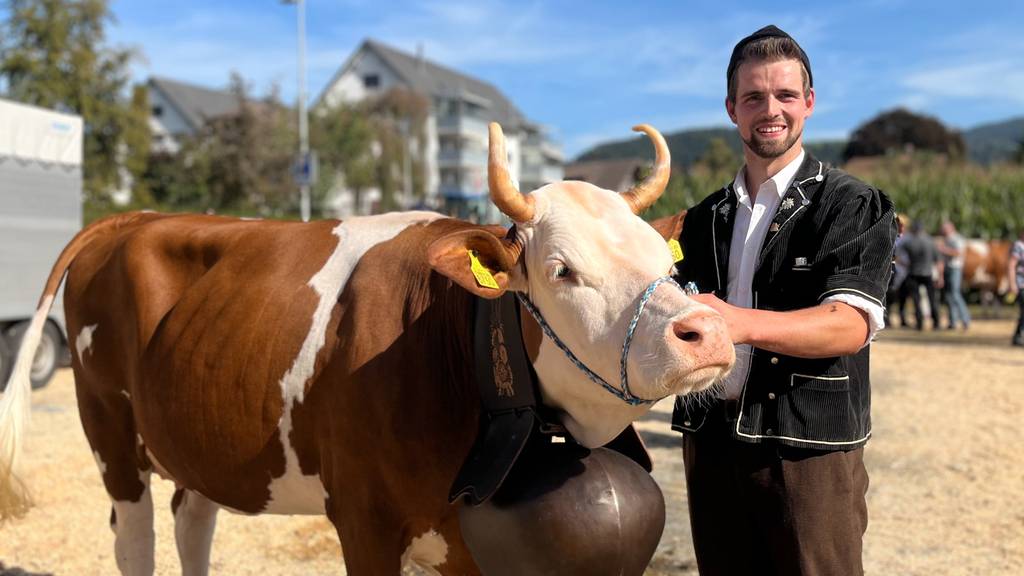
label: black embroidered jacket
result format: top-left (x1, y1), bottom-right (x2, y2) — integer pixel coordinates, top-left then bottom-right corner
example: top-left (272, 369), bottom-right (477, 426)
top-left (671, 153), bottom-right (897, 450)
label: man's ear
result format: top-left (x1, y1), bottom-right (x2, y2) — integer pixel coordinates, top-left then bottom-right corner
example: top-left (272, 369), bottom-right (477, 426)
top-left (427, 228), bottom-right (521, 299)
top-left (650, 210), bottom-right (686, 241)
top-left (725, 96), bottom-right (737, 124)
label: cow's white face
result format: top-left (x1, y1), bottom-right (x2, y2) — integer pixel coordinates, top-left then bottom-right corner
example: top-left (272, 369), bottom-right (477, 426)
top-left (507, 183), bottom-right (733, 446)
top-left (428, 123), bottom-right (734, 448)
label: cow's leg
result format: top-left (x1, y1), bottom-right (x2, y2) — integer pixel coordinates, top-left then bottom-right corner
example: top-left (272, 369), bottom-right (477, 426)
top-left (110, 472), bottom-right (156, 576)
top-left (172, 487), bottom-right (220, 576)
top-left (79, 388), bottom-right (156, 576)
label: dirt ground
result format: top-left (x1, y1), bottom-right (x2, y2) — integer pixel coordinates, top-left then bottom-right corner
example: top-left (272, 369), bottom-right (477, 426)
top-left (1, 318), bottom-right (1022, 575)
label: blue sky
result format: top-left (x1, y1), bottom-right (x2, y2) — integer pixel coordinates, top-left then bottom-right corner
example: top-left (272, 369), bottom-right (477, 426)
top-left (106, 0), bottom-right (1024, 158)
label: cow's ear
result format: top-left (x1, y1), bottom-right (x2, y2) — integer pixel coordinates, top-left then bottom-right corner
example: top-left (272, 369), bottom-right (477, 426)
top-left (649, 209), bottom-right (686, 241)
top-left (427, 228), bottom-right (521, 299)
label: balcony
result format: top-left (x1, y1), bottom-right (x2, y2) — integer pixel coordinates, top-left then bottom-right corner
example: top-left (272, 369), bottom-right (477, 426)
top-left (437, 147), bottom-right (488, 169)
top-left (436, 114), bottom-right (489, 140)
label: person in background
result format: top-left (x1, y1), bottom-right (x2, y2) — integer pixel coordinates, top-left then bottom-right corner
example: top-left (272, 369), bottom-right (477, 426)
top-left (937, 220), bottom-right (971, 330)
top-left (886, 214), bottom-right (909, 327)
top-left (1009, 229), bottom-right (1024, 347)
top-left (898, 220), bottom-right (942, 330)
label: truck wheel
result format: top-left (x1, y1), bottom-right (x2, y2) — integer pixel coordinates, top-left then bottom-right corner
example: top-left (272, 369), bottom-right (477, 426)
top-left (6, 321), bottom-right (62, 389)
top-left (0, 335), bottom-right (12, 391)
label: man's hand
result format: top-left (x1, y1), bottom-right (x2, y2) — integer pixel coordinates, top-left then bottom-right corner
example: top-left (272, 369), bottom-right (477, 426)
top-left (691, 293), bottom-right (752, 345)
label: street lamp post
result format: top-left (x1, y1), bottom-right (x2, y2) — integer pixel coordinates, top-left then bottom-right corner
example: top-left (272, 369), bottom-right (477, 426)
top-left (283, 0), bottom-right (311, 222)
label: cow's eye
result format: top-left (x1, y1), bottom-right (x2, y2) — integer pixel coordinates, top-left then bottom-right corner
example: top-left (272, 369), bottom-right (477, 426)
top-left (554, 264), bottom-right (571, 280)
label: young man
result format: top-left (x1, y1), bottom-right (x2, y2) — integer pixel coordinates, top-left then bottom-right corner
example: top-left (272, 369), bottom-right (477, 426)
top-left (669, 25), bottom-right (897, 575)
top-left (899, 220), bottom-right (942, 330)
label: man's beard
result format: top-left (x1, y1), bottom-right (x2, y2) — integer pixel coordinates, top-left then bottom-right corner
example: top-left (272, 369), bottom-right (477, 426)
top-left (743, 124), bottom-right (801, 159)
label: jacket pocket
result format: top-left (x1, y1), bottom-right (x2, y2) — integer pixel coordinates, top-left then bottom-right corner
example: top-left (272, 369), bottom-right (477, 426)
top-left (775, 373), bottom-right (859, 444)
top-left (790, 373), bottom-right (850, 391)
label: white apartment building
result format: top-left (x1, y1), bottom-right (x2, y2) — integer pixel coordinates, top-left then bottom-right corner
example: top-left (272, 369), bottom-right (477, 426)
top-left (315, 39), bottom-right (563, 220)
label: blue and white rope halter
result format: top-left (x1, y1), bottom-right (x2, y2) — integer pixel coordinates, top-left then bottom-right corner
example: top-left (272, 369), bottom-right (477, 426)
top-left (516, 277), bottom-right (699, 406)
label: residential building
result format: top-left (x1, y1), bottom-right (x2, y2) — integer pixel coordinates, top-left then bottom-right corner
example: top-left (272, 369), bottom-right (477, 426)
top-left (563, 158), bottom-right (650, 192)
top-left (147, 76), bottom-right (243, 154)
top-left (315, 39), bottom-right (563, 220)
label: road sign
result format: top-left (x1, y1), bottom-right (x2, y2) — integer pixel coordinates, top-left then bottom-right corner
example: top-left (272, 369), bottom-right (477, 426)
top-left (293, 150), bottom-right (318, 187)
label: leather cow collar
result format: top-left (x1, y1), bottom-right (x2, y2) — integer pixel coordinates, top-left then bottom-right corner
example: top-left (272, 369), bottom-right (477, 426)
top-left (450, 290), bottom-right (653, 506)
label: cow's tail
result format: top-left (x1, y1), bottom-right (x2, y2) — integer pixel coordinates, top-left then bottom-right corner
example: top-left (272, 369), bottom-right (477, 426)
top-left (0, 212), bottom-right (139, 521)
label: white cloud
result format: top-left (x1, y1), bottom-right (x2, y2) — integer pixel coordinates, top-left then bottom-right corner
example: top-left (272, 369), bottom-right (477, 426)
top-left (903, 60), bottom-right (1024, 104)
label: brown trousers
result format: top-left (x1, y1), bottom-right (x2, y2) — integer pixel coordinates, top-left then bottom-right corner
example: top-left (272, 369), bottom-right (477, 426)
top-left (682, 418), bottom-right (869, 576)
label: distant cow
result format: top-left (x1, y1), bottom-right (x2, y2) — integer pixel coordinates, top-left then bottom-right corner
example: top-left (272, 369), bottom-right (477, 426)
top-left (962, 239), bottom-right (1012, 310)
top-left (0, 123), bottom-right (733, 574)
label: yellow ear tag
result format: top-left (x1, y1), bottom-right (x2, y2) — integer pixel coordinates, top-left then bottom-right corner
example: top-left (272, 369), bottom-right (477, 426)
top-left (667, 239), bottom-right (684, 263)
top-left (468, 250), bottom-right (501, 290)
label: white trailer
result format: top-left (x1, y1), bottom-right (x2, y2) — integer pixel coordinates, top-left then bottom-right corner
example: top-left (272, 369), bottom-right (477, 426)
top-left (0, 98), bottom-right (82, 388)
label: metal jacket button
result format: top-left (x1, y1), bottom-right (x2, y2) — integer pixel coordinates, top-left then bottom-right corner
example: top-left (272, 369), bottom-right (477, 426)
top-left (768, 392), bottom-right (776, 400)
top-left (770, 356), bottom-right (779, 365)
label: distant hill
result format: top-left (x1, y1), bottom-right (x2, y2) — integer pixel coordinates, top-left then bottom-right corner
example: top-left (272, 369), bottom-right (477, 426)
top-left (575, 126), bottom-right (845, 167)
top-left (576, 117), bottom-right (1024, 167)
top-left (963, 117), bottom-right (1024, 164)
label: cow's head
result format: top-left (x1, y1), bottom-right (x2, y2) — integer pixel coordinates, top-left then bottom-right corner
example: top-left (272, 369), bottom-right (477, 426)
top-left (429, 123), bottom-right (733, 447)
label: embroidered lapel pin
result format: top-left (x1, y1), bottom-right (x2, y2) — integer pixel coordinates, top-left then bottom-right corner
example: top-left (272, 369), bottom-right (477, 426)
top-left (769, 222), bottom-right (780, 233)
top-left (718, 203), bottom-right (731, 220)
top-left (780, 197), bottom-right (795, 211)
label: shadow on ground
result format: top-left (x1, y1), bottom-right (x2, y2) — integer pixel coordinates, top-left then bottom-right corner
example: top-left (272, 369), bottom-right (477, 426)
top-left (0, 563), bottom-right (53, 576)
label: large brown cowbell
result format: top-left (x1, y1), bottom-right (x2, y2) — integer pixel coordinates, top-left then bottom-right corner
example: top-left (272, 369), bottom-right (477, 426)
top-left (458, 441), bottom-right (665, 575)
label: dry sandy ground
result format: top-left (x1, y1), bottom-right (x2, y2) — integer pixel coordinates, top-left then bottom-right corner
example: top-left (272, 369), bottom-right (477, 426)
top-left (1, 319), bottom-right (1022, 575)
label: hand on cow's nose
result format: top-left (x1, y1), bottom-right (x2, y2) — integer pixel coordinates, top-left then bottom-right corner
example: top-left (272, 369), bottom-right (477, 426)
top-left (669, 309), bottom-right (734, 369)
top-left (688, 293), bottom-right (750, 345)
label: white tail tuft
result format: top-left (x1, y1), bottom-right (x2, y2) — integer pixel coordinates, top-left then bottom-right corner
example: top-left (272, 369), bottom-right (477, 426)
top-left (0, 294), bottom-right (54, 521)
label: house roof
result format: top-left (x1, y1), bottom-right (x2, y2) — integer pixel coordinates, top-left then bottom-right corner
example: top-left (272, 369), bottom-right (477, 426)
top-left (148, 76), bottom-right (242, 133)
top-left (317, 39), bottom-right (530, 130)
top-left (563, 158), bottom-right (649, 191)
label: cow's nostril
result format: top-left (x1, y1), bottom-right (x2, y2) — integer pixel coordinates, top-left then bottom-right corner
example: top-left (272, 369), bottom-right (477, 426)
top-left (678, 330), bottom-right (701, 343)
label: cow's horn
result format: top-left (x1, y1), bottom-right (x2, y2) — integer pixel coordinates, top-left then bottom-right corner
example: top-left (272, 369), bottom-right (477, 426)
top-left (621, 124), bottom-right (671, 214)
top-left (488, 122), bottom-right (535, 223)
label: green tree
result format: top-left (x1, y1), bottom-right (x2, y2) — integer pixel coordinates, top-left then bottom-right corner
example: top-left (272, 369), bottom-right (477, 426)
top-left (311, 104), bottom-right (377, 214)
top-left (311, 87), bottom-right (429, 215)
top-left (843, 108), bottom-right (965, 161)
top-left (0, 0), bottom-right (145, 209)
top-left (699, 137), bottom-right (740, 176)
top-left (123, 83), bottom-right (152, 206)
top-left (143, 74), bottom-right (296, 216)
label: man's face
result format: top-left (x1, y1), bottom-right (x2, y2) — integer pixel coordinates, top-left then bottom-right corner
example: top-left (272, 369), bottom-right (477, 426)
top-left (726, 58), bottom-right (814, 160)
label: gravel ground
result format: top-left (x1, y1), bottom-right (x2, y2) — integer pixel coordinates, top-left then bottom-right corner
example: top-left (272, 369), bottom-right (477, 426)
top-left (2, 318), bottom-right (1022, 575)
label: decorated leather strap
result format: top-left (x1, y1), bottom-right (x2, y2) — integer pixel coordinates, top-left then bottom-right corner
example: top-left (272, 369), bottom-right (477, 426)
top-left (449, 292), bottom-right (546, 505)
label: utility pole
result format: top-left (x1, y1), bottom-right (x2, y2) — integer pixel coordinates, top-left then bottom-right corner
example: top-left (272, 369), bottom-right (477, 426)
top-left (283, 0), bottom-right (311, 221)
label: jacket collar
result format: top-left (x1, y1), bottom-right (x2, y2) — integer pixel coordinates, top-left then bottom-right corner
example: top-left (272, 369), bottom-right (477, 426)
top-left (709, 151), bottom-right (828, 292)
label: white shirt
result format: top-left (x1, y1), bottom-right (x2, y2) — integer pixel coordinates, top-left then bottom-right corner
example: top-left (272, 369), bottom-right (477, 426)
top-left (720, 151), bottom-right (884, 399)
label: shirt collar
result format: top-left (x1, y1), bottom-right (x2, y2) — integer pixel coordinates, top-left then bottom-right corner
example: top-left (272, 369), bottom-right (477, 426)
top-left (732, 149), bottom-right (806, 205)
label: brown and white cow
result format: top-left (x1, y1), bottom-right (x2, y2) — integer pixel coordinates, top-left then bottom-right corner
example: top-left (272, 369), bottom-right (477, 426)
top-left (962, 239), bottom-right (1012, 307)
top-left (0, 123), bottom-right (733, 575)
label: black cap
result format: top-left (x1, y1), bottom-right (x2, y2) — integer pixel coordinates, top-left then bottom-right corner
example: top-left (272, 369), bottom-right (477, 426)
top-left (727, 25), bottom-right (812, 90)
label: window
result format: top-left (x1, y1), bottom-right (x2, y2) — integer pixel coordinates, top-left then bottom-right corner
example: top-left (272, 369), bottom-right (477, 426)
top-left (363, 74), bottom-right (380, 89)
top-left (152, 105), bottom-right (163, 117)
